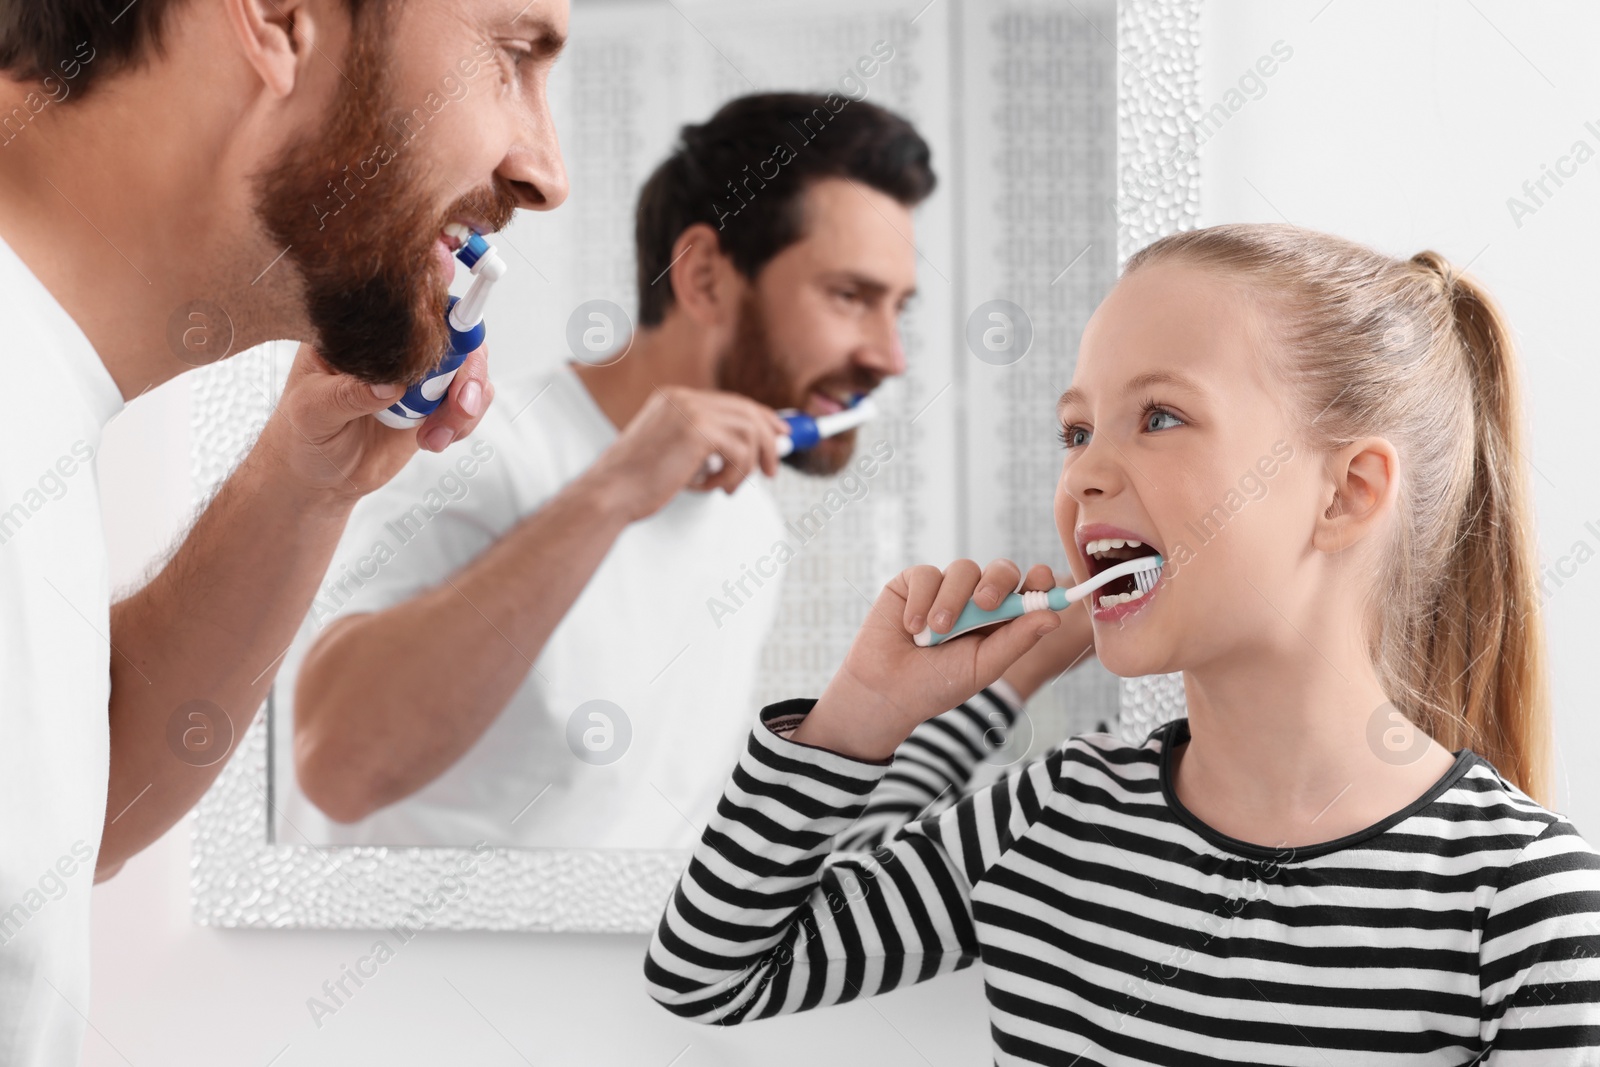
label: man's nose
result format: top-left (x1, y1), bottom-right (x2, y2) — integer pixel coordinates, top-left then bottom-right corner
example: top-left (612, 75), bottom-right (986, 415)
top-left (499, 121), bottom-right (569, 213)
top-left (859, 312), bottom-right (907, 379)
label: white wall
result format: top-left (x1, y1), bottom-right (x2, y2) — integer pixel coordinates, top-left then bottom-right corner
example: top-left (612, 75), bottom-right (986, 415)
top-left (1191, 0), bottom-right (1600, 824)
top-left (86, 2), bottom-right (1600, 1063)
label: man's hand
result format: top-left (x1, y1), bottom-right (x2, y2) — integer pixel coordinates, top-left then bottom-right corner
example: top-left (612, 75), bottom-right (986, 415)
top-left (95, 340), bottom-right (493, 877)
top-left (789, 559), bottom-right (1062, 762)
top-left (585, 385), bottom-right (790, 522)
top-left (261, 342), bottom-right (494, 504)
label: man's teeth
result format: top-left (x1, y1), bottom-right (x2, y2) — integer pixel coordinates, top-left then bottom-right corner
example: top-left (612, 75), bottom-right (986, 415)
top-left (1085, 537), bottom-right (1146, 558)
top-left (813, 391), bottom-right (855, 411)
top-left (442, 221), bottom-right (473, 245)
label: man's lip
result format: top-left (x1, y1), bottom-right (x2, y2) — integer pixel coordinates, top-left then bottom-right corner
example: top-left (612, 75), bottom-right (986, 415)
top-left (810, 390), bottom-right (849, 414)
top-left (434, 237), bottom-right (457, 282)
top-left (808, 385), bottom-right (874, 415)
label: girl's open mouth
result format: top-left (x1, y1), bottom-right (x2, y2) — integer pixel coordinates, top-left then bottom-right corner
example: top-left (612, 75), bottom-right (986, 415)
top-left (1083, 537), bottom-right (1164, 621)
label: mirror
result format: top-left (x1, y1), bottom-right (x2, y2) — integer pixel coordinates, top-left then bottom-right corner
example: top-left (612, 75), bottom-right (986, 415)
top-left (190, 0), bottom-right (1199, 933)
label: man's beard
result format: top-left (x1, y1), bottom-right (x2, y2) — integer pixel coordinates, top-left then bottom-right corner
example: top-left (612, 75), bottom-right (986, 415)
top-left (251, 12), bottom-right (516, 385)
top-left (714, 292), bottom-right (879, 477)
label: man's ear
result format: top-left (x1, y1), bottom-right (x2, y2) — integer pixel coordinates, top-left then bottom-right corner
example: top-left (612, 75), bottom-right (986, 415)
top-left (1312, 436), bottom-right (1400, 555)
top-left (666, 223), bottom-right (744, 328)
top-left (225, 0), bottom-right (321, 98)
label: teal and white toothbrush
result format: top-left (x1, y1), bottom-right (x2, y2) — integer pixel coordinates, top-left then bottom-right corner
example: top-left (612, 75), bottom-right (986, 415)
top-left (913, 554), bottom-right (1164, 647)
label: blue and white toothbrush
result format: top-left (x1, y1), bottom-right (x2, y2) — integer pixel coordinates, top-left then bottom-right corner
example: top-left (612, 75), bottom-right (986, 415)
top-left (375, 224), bottom-right (507, 429)
top-left (913, 554), bottom-right (1165, 647)
top-left (695, 393), bottom-right (878, 481)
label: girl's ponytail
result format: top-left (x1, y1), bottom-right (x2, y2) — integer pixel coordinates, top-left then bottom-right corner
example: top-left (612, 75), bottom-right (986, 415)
top-left (1411, 252), bottom-right (1550, 803)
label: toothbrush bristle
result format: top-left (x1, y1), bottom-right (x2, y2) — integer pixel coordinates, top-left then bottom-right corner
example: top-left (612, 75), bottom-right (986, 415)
top-left (455, 232), bottom-right (490, 269)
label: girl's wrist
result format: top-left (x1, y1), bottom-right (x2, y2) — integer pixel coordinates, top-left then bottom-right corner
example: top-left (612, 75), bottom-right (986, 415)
top-left (787, 676), bottom-right (908, 763)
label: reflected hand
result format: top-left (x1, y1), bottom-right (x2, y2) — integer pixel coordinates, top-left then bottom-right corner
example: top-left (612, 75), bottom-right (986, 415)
top-left (586, 385), bottom-right (791, 522)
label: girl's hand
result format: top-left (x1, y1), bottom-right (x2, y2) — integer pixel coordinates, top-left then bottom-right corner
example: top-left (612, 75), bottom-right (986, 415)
top-left (1001, 569), bottom-right (1096, 701)
top-left (789, 560), bottom-right (1062, 761)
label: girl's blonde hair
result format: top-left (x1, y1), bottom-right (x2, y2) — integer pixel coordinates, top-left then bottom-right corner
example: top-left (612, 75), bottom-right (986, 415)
top-left (1125, 223), bottom-right (1550, 804)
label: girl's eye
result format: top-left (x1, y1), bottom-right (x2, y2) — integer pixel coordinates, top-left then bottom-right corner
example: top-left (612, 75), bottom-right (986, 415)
top-left (1146, 407), bottom-right (1182, 432)
top-left (1057, 402), bottom-right (1182, 450)
top-left (1057, 424), bottom-right (1090, 449)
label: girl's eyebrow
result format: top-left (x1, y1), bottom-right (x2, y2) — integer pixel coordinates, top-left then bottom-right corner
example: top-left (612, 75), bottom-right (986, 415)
top-left (1056, 370), bottom-right (1205, 418)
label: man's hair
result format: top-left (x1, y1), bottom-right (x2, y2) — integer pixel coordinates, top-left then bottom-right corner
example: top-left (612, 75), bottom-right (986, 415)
top-left (0, 0), bottom-right (377, 98)
top-left (634, 91), bottom-right (935, 328)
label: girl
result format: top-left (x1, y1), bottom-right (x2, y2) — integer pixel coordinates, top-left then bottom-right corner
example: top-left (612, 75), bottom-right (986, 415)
top-left (644, 224), bottom-right (1600, 1064)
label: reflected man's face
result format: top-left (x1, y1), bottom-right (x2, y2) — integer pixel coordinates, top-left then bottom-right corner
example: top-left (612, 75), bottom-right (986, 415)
top-left (715, 177), bottom-right (918, 475)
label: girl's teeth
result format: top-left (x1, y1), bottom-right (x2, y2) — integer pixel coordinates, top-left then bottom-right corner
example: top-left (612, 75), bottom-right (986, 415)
top-left (1087, 537), bottom-right (1146, 557)
top-left (1097, 585), bottom-right (1153, 609)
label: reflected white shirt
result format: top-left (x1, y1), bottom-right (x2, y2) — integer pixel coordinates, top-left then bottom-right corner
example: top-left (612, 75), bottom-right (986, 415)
top-left (276, 363), bottom-right (787, 849)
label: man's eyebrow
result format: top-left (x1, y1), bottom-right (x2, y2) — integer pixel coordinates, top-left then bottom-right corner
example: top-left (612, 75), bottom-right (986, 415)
top-left (824, 271), bottom-right (918, 303)
top-left (504, 14), bottom-right (567, 59)
top-left (825, 272), bottom-right (885, 295)
top-left (1056, 370), bottom-right (1204, 418)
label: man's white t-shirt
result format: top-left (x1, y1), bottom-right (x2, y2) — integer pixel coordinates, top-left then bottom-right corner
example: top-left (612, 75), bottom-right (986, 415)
top-left (0, 236), bottom-right (126, 1064)
top-left (277, 363), bottom-right (788, 850)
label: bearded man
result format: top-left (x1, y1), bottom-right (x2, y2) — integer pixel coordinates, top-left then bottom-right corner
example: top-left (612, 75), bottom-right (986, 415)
top-left (288, 92), bottom-right (936, 850)
top-left (0, 1), bottom-right (571, 1060)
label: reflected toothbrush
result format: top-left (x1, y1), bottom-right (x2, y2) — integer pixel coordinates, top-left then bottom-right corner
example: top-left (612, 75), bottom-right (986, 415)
top-left (913, 554), bottom-right (1165, 647)
top-left (696, 393), bottom-right (878, 481)
top-left (375, 225), bottom-right (508, 429)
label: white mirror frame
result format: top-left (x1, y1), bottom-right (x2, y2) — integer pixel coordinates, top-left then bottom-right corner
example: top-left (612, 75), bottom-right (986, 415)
top-left (188, 0), bottom-right (1201, 934)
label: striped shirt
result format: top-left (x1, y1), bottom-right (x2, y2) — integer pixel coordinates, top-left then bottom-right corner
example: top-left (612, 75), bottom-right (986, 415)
top-left (645, 689), bottom-right (1600, 1064)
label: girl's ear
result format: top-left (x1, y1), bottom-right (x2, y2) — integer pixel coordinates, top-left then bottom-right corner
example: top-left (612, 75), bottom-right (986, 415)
top-left (1313, 436), bottom-right (1400, 555)
top-left (666, 223), bottom-right (745, 330)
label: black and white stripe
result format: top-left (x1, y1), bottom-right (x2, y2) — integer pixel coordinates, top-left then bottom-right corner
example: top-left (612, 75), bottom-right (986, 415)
top-left (833, 684), bottom-right (1023, 852)
top-left (645, 694), bottom-right (1600, 1064)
